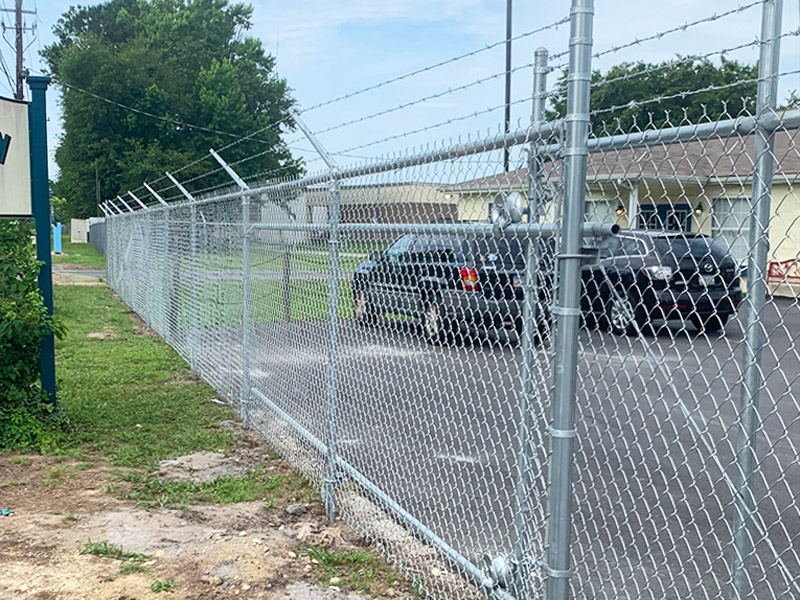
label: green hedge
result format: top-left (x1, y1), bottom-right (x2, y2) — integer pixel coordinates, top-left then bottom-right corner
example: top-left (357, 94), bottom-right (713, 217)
top-left (0, 219), bottom-right (61, 450)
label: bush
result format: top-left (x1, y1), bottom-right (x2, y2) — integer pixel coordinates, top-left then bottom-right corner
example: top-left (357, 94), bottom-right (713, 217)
top-left (0, 219), bottom-right (62, 450)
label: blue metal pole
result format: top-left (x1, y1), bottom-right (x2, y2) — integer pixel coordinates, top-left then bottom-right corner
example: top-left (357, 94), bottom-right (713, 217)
top-left (27, 75), bottom-right (55, 404)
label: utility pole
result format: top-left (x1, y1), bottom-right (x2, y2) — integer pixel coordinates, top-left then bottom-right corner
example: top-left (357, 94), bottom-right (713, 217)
top-left (14, 0), bottom-right (22, 99)
top-left (1, 0), bottom-right (35, 99)
top-left (95, 161), bottom-right (101, 216)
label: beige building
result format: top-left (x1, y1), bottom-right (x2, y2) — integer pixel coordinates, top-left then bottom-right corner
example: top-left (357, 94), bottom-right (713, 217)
top-left (305, 182), bottom-right (457, 224)
top-left (449, 129), bottom-right (800, 296)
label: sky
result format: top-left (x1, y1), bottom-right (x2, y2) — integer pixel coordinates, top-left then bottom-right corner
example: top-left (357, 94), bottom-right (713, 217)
top-left (1, 0), bottom-right (799, 186)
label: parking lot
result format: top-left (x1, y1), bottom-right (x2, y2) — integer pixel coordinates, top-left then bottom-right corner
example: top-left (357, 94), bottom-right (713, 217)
top-left (240, 295), bottom-right (799, 598)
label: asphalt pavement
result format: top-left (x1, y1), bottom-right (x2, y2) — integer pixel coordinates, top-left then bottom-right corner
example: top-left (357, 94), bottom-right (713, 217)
top-left (198, 296), bottom-right (799, 599)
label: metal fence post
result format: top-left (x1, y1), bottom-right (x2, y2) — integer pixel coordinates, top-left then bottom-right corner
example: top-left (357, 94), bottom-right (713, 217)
top-left (544, 3), bottom-right (593, 600)
top-left (241, 194), bottom-right (252, 428)
top-left (190, 203), bottom-right (199, 372)
top-left (730, 1), bottom-right (783, 598)
top-left (512, 45), bottom-right (549, 597)
top-left (292, 111), bottom-right (342, 523)
top-left (325, 176), bottom-right (342, 523)
top-left (283, 248), bottom-right (292, 322)
top-left (208, 149), bottom-right (254, 428)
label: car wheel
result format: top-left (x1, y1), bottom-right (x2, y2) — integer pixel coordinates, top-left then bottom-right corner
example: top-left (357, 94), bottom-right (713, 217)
top-left (353, 288), bottom-right (377, 326)
top-left (608, 290), bottom-right (647, 336)
top-left (422, 298), bottom-right (448, 345)
top-left (692, 312), bottom-right (729, 333)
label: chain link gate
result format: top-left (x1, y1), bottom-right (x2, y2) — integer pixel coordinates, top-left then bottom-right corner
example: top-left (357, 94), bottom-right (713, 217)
top-left (104, 1), bottom-right (800, 598)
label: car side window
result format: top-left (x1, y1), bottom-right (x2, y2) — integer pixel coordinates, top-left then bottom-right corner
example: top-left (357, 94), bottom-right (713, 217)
top-left (416, 236), bottom-right (457, 262)
top-left (616, 237), bottom-right (647, 256)
top-left (385, 234), bottom-right (414, 261)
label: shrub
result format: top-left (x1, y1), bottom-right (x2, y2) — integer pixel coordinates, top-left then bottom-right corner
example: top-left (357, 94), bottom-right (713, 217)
top-left (0, 219), bottom-right (62, 450)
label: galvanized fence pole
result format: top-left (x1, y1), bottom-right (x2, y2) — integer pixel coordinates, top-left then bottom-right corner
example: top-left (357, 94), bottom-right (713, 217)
top-left (209, 149), bottom-right (254, 428)
top-left (190, 203), bottom-right (199, 372)
top-left (292, 111), bottom-right (342, 523)
top-left (324, 176), bottom-right (342, 523)
top-left (544, 2), bottom-right (593, 600)
top-left (241, 193), bottom-right (252, 427)
top-left (164, 205), bottom-right (173, 345)
top-left (730, 1), bottom-right (783, 598)
top-left (283, 247), bottom-right (292, 322)
top-left (512, 45), bottom-right (549, 597)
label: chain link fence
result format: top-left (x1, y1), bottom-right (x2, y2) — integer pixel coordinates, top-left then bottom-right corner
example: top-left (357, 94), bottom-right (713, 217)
top-left (105, 1), bottom-right (798, 598)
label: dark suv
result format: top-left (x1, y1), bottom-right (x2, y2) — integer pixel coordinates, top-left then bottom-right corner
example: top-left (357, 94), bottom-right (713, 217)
top-left (581, 231), bottom-right (744, 335)
top-left (351, 232), bottom-right (552, 344)
top-left (353, 229), bottom-right (743, 342)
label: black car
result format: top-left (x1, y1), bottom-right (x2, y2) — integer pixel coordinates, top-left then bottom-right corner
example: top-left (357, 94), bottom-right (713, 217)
top-left (581, 230), bottom-right (744, 335)
top-left (351, 232), bottom-right (552, 344)
top-left (353, 229), bottom-right (743, 342)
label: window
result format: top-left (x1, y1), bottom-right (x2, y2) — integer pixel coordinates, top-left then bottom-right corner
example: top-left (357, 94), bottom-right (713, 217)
top-left (385, 234), bottom-right (414, 261)
top-left (712, 197), bottom-right (750, 263)
top-left (639, 205), bottom-right (659, 230)
top-left (616, 237), bottom-right (648, 256)
top-left (585, 199), bottom-right (616, 223)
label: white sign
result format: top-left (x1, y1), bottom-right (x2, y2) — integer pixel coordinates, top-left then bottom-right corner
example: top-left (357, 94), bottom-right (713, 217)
top-left (0, 96), bottom-right (31, 217)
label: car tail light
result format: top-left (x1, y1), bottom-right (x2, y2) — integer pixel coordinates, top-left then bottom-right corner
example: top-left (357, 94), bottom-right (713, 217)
top-left (460, 267), bottom-right (479, 291)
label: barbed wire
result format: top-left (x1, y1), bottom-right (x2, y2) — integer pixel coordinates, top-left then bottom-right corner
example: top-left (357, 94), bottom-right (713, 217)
top-left (300, 15), bottom-right (570, 116)
top-left (590, 30), bottom-right (800, 92)
top-left (589, 68), bottom-right (800, 118)
top-left (310, 59), bottom-right (545, 138)
top-left (548, 0), bottom-right (767, 71)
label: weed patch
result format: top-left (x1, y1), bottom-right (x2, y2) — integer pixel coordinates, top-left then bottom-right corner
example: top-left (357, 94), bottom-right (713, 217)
top-left (80, 540), bottom-right (148, 562)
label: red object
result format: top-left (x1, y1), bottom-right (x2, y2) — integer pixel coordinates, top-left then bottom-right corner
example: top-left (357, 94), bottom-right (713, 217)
top-left (767, 259), bottom-right (800, 284)
top-left (460, 267), bottom-right (479, 291)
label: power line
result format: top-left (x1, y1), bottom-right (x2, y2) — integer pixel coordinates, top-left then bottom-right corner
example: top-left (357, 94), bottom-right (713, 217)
top-left (57, 81), bottom-right (291, 146)
top-left (300, 15), bottom-right (571, 116)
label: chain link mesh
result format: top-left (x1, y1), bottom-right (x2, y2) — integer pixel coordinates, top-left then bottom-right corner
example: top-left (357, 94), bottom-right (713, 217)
top-left (104, 2), bottom-right (799, 598)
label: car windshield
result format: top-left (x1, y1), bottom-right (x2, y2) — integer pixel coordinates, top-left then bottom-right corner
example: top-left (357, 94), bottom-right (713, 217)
top-left (653, 236), bottom-right (729, 262)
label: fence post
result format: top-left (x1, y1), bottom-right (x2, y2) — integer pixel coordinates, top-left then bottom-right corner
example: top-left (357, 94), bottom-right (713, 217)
top-left (208, 150), bottom-right (254, 428)
top-left (283, 247), bottom-right (292, 322)
top-left (292, 111), bottom-right (341, 523)
top-left (241, 194), bottom-right (252, 428)
top-left (544, 2), bottom-right (593, 600)
top-left (730, 1), bottom-right (783, 598)
top-left (190, 203), bottom-right (199, 372)
top-left (512, 45), bottom-right (549, 597)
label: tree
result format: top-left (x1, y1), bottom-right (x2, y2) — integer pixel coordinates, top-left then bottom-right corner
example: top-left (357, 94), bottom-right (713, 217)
top-left (546, 57), bottom-right (758, 134)
top-left (43, 0), bottom-right (301, 219)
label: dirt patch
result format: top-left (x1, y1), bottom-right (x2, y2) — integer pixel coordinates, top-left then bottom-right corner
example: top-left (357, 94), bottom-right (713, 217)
top-left (53, 272), bottom-right (106, 286)
top-left (157, 451), bottom-right (258, 483)
top-left (87, 326), bottom-right (119, 341)
top-left (53, 262), bottom-right (98, 271)
top-left (0, 433), bottom-right (412, 600)
top-left (170, 370), bottom-right (204, 386)
top-left (130, 312), bottom-right (157, 337)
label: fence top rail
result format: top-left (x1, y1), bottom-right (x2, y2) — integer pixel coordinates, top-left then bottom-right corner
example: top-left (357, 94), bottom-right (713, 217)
top-left (105, 110), bottom-right (800, 219)
top-left (250, 221), bottom-right (620, 238)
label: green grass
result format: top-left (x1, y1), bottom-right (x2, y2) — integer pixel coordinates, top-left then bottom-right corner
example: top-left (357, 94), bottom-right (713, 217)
top-left (151, 579), bottom-right (174, 592)
top-left (8, 456), bottom-right (30, 465)
top-left (145, 278), bottom-right (354, 329)
top-left (192, 247), bottom-right (369, 273)
top-left (126, 467), bottom-right (289, 509)
top-left (53, 240), bottom-right (106, 268)
top-left (54, 285), bottom-right (234, 469)
top-left (80, 540), bottom-right (149, 562)
top-left (305, 545), bottom-right (403, 595)
top-left (42, 465), bottom-right (77, 486)
top-left (119, 563), bottom-right (148, 575)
